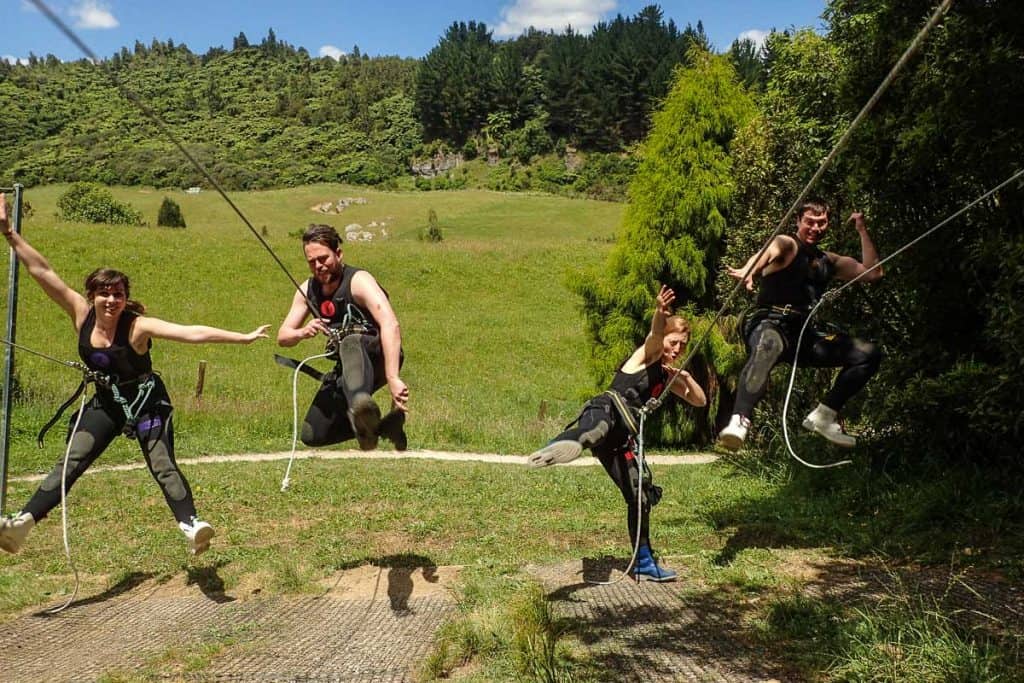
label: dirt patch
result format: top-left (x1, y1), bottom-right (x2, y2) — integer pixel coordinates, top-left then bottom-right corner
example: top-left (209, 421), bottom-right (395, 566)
top-left (318, 563), bottom-right (462, 601)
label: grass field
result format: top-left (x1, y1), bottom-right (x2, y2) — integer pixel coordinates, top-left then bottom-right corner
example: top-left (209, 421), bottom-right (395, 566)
top-left (1, 183), bottom-right (624, 474)
top-left (2, 185), bottom-right (1020, 681)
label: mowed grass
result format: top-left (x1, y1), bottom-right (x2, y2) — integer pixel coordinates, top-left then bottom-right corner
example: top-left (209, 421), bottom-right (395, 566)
top-left (0, 457), bottom-right (767, 617)
top-left (1, 184), bottom-right (623, 474)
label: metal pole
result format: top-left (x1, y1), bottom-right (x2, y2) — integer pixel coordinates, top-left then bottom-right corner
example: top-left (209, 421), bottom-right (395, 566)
top-left (1, 184), bottom-right (23, 515)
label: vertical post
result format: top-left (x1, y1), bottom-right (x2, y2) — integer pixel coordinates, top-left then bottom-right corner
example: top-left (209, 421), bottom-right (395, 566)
top-left (194, 360), bottom-right (207, 404)
top-left (1, 184), bottom-right (23, 515)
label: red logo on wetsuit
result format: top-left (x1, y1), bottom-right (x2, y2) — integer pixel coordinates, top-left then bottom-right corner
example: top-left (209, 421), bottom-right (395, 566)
top-left (320, 301), bottom-right (336, 317)
top-left (651, 382), bottom-right (664, 398)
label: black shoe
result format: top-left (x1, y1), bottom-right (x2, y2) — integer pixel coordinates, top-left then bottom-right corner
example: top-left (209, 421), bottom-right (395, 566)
top-left (379, 410), bottom-right (408, 451)
top-left (349, 393), bottom-right (381, 451)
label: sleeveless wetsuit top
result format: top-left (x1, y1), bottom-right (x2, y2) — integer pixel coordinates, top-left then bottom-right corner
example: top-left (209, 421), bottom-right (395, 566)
top-left (78, 308), bottom-right (152, 381)
top-left (306, 265), bottom-right (379, 333)
top-left (757, 237), bottom-right (835, 309)
top-left (609, 361), bottom-right (668, 410)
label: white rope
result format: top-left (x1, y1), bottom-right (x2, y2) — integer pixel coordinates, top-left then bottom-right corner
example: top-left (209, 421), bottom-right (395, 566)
top-left (779, 167), bottom-right (1024, 468)
top-left (280, 351), bottom-right (335, 491)
top-left (46, 390), bottom-right (88, 614)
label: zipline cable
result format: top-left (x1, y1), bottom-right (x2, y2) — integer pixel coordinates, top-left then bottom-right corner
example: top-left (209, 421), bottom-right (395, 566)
top-left (27, 0), bottom-right (321, 321)
top-left (645, 0), bottom-right (955, 414)
top-left (778, 166), bottom-right (1024, 467)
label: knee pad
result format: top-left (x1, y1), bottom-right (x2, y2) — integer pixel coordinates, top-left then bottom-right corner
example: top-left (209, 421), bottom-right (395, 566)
top-left (145, 441), bottom-right (188, 501)
top-left (40, 431), bottom-right (96, 492)
top-left (578, 420), bottom-right (609, 448)
top-left (339, 335), bottom-right (370, 392)
top-left (854, 339), bottom-right (882, 373)
top-left (744, 326), bottom-right (784, 393)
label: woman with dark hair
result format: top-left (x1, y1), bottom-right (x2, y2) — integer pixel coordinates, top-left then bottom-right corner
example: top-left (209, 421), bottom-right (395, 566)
top-left (0, 193), bottom-right (269, 556)
top-left (528, 285), bottom-right (706, 581)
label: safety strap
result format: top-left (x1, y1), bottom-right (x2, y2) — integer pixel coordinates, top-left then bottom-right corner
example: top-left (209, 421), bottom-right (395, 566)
top-left (274, 354), bottom-right (326, 382)
top-left (602, 390), bottom-right (640, 436)
top-left (36, 380), bottom-right (87, 447)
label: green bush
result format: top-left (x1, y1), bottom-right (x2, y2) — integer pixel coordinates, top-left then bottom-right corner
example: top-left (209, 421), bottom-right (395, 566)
top-left (419, 208), bottom-right (443, 242)
top-left (156, 197), bottom-right (186, 228)
top-left (56, 182), bottom-right (144, 226)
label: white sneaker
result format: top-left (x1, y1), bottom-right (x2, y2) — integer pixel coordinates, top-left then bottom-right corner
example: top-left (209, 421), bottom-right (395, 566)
top-left (179, 518), bottom-right (215, 556)
top-left (717, 414), bottom-right (750, 451)
top-left (527, 440), bottom-right (583, 468)
top-left (802, 403), bottom-right (856, 448)
top-left (0, 512), bottom-right (36, 554)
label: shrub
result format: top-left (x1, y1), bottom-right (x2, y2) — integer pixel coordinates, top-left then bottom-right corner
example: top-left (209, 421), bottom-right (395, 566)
top-left (56, 182), bottom-right (144, 226)
top-left (156, 197), bottom-right (186, 228)
top-left (419, 208), bottom-right (443, 242)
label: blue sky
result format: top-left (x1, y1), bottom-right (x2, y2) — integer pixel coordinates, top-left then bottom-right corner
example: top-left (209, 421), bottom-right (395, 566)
top-left (5, 0), bottom-right (828, 64)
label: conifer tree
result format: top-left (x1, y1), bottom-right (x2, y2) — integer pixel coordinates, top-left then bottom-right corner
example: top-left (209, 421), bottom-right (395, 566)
top-left (572, 50), bottom-right (754, 443)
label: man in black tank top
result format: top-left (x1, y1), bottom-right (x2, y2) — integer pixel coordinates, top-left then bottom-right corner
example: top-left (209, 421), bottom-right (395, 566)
top-left (277, 224), bottom-right (408, 451)
top-left (718, 200), bottom-right (884, 451)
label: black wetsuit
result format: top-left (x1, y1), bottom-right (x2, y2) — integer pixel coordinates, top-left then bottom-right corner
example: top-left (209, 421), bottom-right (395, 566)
top-left (300, 265), bottom-right (401, 446)
top-left (23, 309), bottom-right (198, 524)
top-left (552, 360), bottom-right (669, 549)
top-left (732, 237), bottom-right (881, 418)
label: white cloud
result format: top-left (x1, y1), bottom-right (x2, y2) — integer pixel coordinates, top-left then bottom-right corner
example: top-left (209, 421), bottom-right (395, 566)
top-left (737, 29), bottom-right (769, 49)
top-left (495, 0), bottom-right (617, 38)
top-left (319, 45), bottom-right (346, 60)
top-left (2, 55), bottom-right (31, 65)
top-left (69, 0), bottom-right (119, 30)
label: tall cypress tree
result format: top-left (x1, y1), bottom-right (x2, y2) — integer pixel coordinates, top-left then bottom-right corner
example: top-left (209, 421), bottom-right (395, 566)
top-left (572, 50), bottom-right (754, 443)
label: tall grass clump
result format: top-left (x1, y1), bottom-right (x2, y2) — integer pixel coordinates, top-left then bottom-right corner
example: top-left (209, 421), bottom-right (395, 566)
top-left (421, 571), bottom-right (582, 682)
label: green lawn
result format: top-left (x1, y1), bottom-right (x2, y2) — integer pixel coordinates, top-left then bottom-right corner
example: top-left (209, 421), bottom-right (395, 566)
top-left (2, 184), bottom-right (623, 474)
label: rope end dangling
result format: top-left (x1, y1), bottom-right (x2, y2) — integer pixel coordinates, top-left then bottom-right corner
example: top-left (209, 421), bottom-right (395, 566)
top-left (280, 477), bottom-right (290, 492)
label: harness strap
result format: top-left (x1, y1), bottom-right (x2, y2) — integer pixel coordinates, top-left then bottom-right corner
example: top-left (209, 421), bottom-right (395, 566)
top-left (274, 354), bottom-right (326, 382)
top-left (37, 380), bottom-right (87, 447)
top-left (603, 390), bottom-right (640, 436)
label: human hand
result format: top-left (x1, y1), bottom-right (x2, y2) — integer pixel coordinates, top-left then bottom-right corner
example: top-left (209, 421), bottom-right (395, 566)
top-left (301, 318), bottom-right (329, 340)
top-left (848, 212), bottom-right (867, 232)
top-left (726, 265), bottom-right (755, 291)
top-left (0, 193), bottom-right (9, 236)
top-left (388, 376), bottom-right (409, 412)
top-left (244, 324), bottom-right (271, 343)
top-left (655, 285), bottom-right (675, 316)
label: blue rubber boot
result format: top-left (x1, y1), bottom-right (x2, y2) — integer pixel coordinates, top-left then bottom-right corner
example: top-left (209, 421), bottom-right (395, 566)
top-left (633, 544), bottom-right (677, 582)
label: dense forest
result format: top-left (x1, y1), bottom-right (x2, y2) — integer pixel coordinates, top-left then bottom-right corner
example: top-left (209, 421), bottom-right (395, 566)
top-left (0, 5), bottom-right (730, 198)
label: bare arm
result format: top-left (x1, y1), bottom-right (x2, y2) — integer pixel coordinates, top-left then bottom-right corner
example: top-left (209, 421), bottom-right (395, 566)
top-left (726, 235), bottom-right (795, 291)
top-left (667, 369), bottom-right (707, 407)
top-left (276, 285), bottom-right (328, 347)
top-left (1, 193), bottom-right (89, 326)
top-left (831, 212), bottom-right (883, 283)
top-left (132, 317), bottom-right (269, 349)
top-left (352, 271), bottom-right (408, 411)
top-left (640, 285), bottom-right (675, 366)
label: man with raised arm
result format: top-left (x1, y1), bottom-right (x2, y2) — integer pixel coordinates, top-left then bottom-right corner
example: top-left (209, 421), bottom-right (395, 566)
top-left (278, 224), bottom-right (408, 451)
top-left (718, 199), bottom-right (883, 450)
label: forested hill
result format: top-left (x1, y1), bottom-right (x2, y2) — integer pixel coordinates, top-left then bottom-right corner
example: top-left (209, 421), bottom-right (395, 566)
top-left (0, 5), bottom-right (747, 192)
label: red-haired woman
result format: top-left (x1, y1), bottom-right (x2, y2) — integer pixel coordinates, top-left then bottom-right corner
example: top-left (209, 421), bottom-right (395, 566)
top-left (528, 285), bottom-right (706, 581)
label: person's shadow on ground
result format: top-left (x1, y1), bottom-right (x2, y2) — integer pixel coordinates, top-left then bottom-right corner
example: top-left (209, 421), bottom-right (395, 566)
top-left (372, 553), bottom-right (440, 615)
top-left (35, 571), bottom-right (155, 617)
top-left (546, 555), bottom-right (632, 602)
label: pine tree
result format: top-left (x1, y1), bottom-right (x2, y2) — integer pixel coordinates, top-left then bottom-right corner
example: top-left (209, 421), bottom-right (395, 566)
top-left (572, 50), bottom-right (754, 444)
